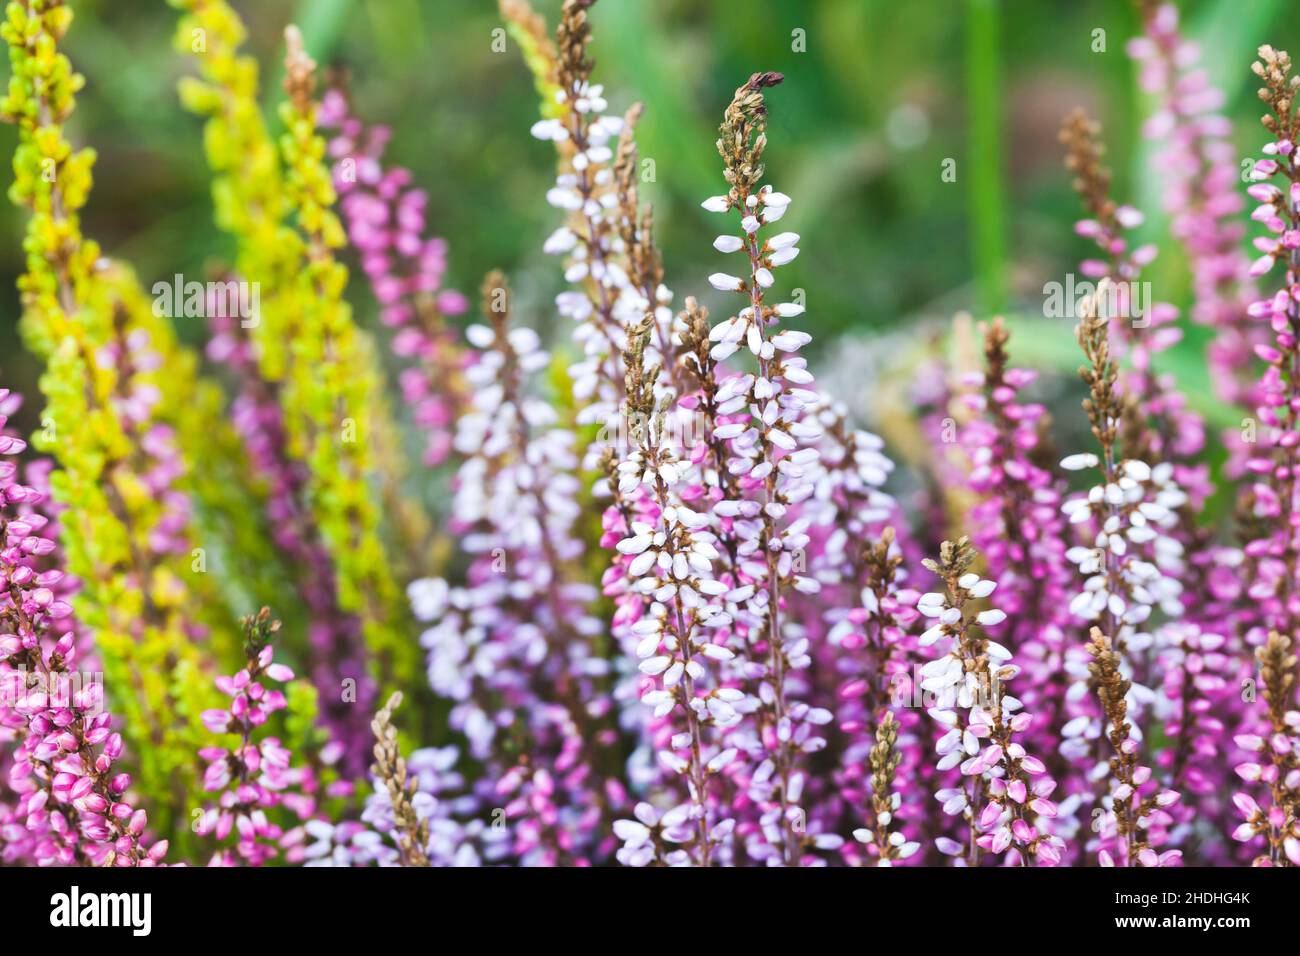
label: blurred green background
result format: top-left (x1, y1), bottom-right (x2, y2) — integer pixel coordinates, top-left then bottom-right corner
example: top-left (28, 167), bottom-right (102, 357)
top-left (0, 0), bottom-right (1297, 446)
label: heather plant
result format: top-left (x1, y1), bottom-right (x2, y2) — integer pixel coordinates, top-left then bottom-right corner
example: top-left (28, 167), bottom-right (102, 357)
top-left (1, 0), bottom-right (1300, 872)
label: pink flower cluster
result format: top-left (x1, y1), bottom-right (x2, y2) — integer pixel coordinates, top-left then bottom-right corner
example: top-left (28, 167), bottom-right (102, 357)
top-left (0, 390), bottom-right (166, 867)
top-left (196, 609), bottom-right (308, 866)
top-left (321, 87), bottom-right (470, 468)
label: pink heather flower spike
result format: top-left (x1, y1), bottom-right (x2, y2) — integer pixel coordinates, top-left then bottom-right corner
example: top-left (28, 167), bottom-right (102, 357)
top-left (0, 389), bottom-right (166, 867)
top-left (1228, 46), bottom-right (1300, 866)
top-left (1064, 288), bottom-right (1184, 866)
top-left (194, 607), bottom-right (309, 866)
top-left (535, 3), bottom-right (681, 466)
top-left (1129, 2), bottom-right (1260, 410)
top-left (320, 85), bottom-right (470, 470)
top-left (959, 320), bottom-right (1087, 858)
top-left (206, 300), bottom-right (376, 775)
top-left (696, 72), bottom-right (835, 866)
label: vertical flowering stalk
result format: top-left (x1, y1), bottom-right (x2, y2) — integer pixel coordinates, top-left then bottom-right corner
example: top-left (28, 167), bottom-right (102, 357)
top-left (533, 0), bottom-right (629, 431)
top-left (850, 712), bottom-right (920, 866)
top-left (174, 3), bottom-right (379, 771)
top-left (918, 537), bottom-right (1063, 866)
top-left (1226, 49), bottom-right (1300, 866)
top-left (410, 273), bottom-right (618, 865)
top-left (1241, 45), bottom-right (1300, 642)
top-left (2, 0), bottom-right (230, 845)
top-left (277, 26), bottom-right (415, 692)
top-left (834, 529), bottom-right (926, 864)
top-left (1129, 1), bottom-right (1260, 409)
top-left (960, 321), bottom-right (1071, 646)
top-left (320, 86), bottom-right (471, 469)
top-left (1231, 631), bottom-right (1300, 865)
top-left (609, 317), bottom-right (747, 867)
top-left (1085, 629), bottom-right (1183, 866)
top-left (531, 0), bottom-right (679, 446)
top-left (367, 692), bottom-right (430, 867)
top-left (206, 306), bottom-right (375, 775)
top-left (804, 394), bottom-right (907, 837)
top-left (1060, 109), bottom-right (1205, 469)
top-left (0, 391), bottom-right (167, 867)
top-left (959, 320), bottom-right (1089, 849)
top-left (195, 608), bottom-right (307, 866)
top-left (296, 695), bottom-right (500, 867)
top-left (1063, 107), bottom-right (1238, 848)
top-left (1063, 290), bottom-right (1185, 865)
top-left (701, 72), bottom-right (831, 866)
top-left (1063, 290), bottom-right (1187, 652)
top-left (169, 2), bottom-right (417, 699)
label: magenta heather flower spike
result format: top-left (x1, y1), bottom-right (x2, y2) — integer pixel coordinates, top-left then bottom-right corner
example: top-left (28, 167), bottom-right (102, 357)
top-left (1225, 48), bottom-right (1300, 865)
top-left (1230, 632), bottom-right (1300, 865)
top-left (320, 87), bottom-right (470, 469)
top-left (1237, 47), bottom-right (1300, 642)
top-left (0, 390), bottom-right (166, 867)
top-left (207, 300), bottom-right (376, 774)
top-left (958, 320), bottom-right (1089, 857)
top-left (194, 607), bottom-right (312, 866)
top-left (1129, 2), bottom-right (1260, 409)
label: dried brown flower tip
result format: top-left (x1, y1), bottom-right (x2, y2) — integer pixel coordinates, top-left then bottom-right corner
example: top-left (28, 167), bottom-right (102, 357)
top-left (1085, 627), bottom-right (1130, 728)
top-left (923, 535), bottom-right (976, 579)
top-left (622, 312), bottom-right (659, 420)
top-left (747, 71), bottom-right (785, 91)
top-left (981, 316), bottom-right (1010, 376)
top-left (1076, 279), bottom-right (1122, 460)
top-left (1254, 45), bottom-right (1300, 141)
top-left (283, 25), bottom-right (317, 114)
top-left (481, 268), bottom-right (511, 329)
top-left (371, 692), bottom-right (431, 867)
top-left (1258, 630), bottom-right (1299, 727)
top-left (717, 71), bottom-right (784, 201)
top-left (556, 0), bottom-right (596, 94)
top-left (678, 296), bottom-right (712, 383)
top-left (863, 526), bottom-right (903, 589)
top-left (1060, 108), bottom-right (1118, 231)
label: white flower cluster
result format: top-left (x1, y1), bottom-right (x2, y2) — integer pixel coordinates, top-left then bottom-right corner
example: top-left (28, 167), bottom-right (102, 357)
top-left (612, 414), bottom-right (756, 866)
top-left (701, 182), bottom-right (841, 863)
top-left (917, 574), bottom-right (1064, 864)
top-left (533, 82), bottom-right (676, 434)
top-left (917, 576), bottom-right (1014, 776)
top-left (1060, 454), bottom-right (1186, 636)
top-left (409, 316), bottom-right (601, 759)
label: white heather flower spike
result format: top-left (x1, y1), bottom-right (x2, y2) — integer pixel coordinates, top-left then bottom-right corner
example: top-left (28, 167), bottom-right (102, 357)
top-left (683, 72), bottom-right (859, 867)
